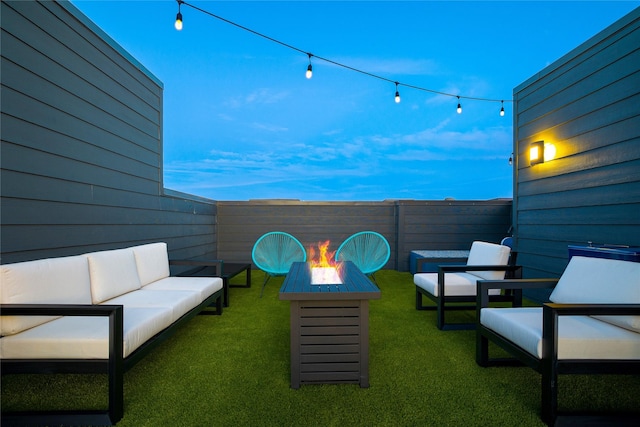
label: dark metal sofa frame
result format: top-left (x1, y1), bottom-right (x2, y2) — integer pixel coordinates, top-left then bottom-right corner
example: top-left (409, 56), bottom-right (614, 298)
top-left (415, 253), bottom-right (523, 330)
top-left (1, 260), bottom-right (224, 427)
top-left (476, 278), bottom-right (640, 426)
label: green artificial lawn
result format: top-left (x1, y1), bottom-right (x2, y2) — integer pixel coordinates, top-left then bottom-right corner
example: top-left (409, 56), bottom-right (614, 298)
top-left (3, 270), bottom-right (639, 426)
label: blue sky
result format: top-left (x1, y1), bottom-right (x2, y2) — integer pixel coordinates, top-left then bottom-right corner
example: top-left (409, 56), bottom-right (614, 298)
top-left (71, 0), bottom-right (639, 201)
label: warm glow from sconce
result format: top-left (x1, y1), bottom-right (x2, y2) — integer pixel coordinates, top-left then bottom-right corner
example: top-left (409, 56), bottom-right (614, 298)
top-left (543, 143), bottom-right (556, 162)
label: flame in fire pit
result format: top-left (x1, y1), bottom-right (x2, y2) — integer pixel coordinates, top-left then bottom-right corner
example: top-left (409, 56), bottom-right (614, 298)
top-left (308, 240), bottom-right (343, 285)
top-left (308, 240), bottom-right (335, 268)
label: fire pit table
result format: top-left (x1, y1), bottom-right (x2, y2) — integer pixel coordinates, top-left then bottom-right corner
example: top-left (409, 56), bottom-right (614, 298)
top-left (279, 261), bottom-right (381, 389)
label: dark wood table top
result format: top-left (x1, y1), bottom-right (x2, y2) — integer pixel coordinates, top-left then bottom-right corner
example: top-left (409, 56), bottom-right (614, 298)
top-left (279, 261), bottom-right (381, 301)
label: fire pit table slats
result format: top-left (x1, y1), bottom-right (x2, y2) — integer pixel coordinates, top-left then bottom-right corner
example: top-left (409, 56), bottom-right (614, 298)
top-left (279, 261), bottom-right (381, 388)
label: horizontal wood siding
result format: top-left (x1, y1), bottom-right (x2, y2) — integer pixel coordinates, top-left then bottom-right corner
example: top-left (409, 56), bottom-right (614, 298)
top-left (513, 8), bottom-right (640, 279)
top-left (396, 200), bottom-right (512, 271)
top-left (0, 0), bottom-right (216, 264)
top-left (217, 201), bottom-right (397, 268)
top-left (217, 199), bottom-right (512, 271)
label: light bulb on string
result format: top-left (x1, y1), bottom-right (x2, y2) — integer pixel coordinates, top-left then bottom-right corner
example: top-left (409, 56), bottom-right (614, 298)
top-left (174, 0), bottom-right (183, 31)
top-left (306, 53), bottom-right (313, 79)
top-left (508, 153), bottom-right (513, 165)
top-left (500, 100), bottom-right (505, 116)
top-left (169, 1), bottom-right (513, 112)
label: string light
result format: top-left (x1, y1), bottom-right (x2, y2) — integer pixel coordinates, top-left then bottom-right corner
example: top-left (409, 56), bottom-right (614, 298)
top-left (174, 0), bottom-right (512, 112)
top-left (306, 53), bottom-right (313, 79)
top-left (500, 100), bottom-right (505, 116)
top-left (508, 152), bottom-right (513, 165)
top-left (174, 0), bottom-right (183, 31)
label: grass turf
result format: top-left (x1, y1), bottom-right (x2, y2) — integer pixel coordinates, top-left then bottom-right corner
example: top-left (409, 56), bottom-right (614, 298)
top-left (2, 269), bottom-right (639, 426)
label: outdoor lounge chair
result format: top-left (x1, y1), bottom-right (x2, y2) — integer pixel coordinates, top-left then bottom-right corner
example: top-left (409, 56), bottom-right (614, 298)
top-left (414, 240), bottom-right (522, 330)
top-left (335, 231), bottom-right (390, 284)
top-left (252, 231), bottom-right (306, 297)
top-left (476, 255), bottom-right (640, 425)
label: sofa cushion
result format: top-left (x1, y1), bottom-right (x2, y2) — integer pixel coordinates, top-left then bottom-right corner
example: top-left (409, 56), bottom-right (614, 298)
top-left (414, 272), bottom-right (501, 297)
top-left (0, 306), bottom-right (173, 359)
top-left (132, 242), bottom-right (171, 286)
top-left (143, 276), bottom-right (223, 301)
top-left (87, 248), bottom-right (141, 304)
top-left (0, 255), bottom-right (92, 336)
top-left (466, 241), bottom-right (511, 280)
top-left (103, 289), bottom-right (201, 324)
top-left (549, 256), bottom-right (640, 332)
top-left (481, 307), bottom-right (640, 360)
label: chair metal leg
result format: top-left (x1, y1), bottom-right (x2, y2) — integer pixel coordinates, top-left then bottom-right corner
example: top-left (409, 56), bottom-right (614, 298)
top-left (436, 297), bottom-right (445, 330)
top-left (260, 274), bottom-right (271, 298)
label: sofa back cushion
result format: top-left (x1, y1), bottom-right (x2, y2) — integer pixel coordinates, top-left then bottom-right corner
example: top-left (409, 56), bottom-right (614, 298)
top-left (549, 256), bottom-right (640, 332)
top-left (87, 248), bottom-right (141, 304)
top-left (466, 241), bottom-right (511, 280)
top-left (133, 242), bottom-right (171, 286)
top-left (0, 255), bottom-right (92, 335)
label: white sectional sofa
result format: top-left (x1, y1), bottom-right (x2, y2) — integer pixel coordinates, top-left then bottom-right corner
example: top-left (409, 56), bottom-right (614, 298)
top-left (0, 242), bottom-right (224, 426)
top-left (476, 255), bottom-right (640, 425)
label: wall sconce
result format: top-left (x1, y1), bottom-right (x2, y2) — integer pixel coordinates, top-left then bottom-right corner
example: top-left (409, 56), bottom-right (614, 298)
top-left (529, 140), bottom-right (545, 166)
top-left (529, 140), bottom-right (556, 166)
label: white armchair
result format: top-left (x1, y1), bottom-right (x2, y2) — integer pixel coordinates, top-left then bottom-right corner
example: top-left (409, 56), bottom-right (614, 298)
top-left (414, 241), bottom-right (521, 330)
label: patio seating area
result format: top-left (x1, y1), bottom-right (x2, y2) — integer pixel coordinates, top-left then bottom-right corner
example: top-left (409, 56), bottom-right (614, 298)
top-left (1, 2), bottom-right (639, 426)
top-left (2, 268), bottom-right (639, 426)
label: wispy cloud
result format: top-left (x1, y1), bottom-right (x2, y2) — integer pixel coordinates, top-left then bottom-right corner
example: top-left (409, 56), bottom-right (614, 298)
top-left (165, 119), bottom-right (512, 199)
top-left (325, 56), bottom-right (440, 77)
top-left (250, 122), bottom-right (289, 132)
top-left (225, 88), bottom-right (289, 108)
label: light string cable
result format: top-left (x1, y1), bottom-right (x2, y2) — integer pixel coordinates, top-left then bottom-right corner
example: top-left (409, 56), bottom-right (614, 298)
top-left (177, 1), bottom-right (512, 110)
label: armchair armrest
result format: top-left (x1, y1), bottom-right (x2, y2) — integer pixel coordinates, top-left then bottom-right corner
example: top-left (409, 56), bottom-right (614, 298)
top-left (438, 264), bottom-right (522, 273)
top-left (437, 264), bottom-right (524, 297)
top-left (542, 303), bottom-right (640, 362)
top-left (477, 278), bottom-right (559, 308)
top-left (544, 303), bottom-right (640, 317)
top-left (415, 255), bottom-right (468, 272)
top-left (170, 259), bottom-right (224, 276)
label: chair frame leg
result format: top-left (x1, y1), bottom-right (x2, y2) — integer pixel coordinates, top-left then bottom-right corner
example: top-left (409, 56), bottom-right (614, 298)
top-left (260, 274), bottom-right (271, 298)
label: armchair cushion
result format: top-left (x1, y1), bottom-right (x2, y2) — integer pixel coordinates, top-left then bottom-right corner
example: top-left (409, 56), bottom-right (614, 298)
top-left (415, 272), bottom-right (501, 297)
top-left (549, 256), bottom-right (640, 332)
top-left (480, 307), bottom-right (640, 360)
top-left (466, 241), bottom-right (511, 280)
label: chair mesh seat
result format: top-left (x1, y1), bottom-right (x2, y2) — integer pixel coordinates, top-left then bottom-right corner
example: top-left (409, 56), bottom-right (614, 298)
top-left (335, 231), bottom-right (390, 280)
top-left (251, 232), bottom-right (306, 296)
